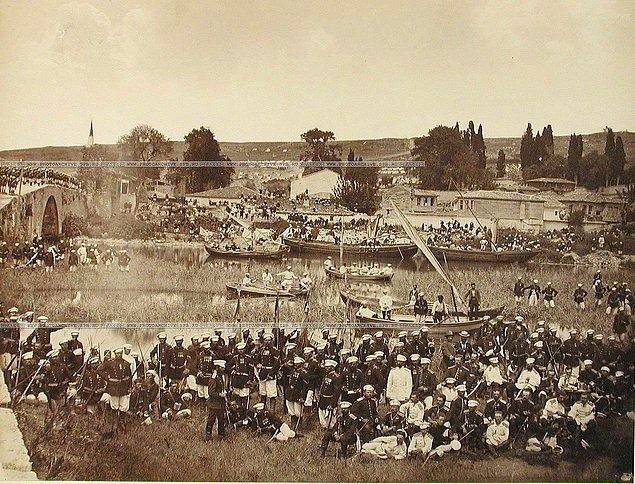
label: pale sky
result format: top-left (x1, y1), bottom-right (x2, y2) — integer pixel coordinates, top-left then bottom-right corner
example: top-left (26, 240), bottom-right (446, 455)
top-left (0, 0), bottom-right (633, 149)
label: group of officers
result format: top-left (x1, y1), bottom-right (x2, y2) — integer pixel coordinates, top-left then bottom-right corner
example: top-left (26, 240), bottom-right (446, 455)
top-left (1, 306), bottom-right (633, 461)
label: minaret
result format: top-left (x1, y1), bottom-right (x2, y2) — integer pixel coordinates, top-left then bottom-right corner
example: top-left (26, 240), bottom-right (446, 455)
top-left (86, 121), bottom-right (94, 147)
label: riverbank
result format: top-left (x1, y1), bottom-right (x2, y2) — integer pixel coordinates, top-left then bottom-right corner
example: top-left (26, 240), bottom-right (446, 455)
top-left (14, 404), bottom-right (633, 481)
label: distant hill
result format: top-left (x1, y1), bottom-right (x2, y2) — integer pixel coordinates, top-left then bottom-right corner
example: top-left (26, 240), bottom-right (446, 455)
top-left (1, 132), bottom-right (633, 162)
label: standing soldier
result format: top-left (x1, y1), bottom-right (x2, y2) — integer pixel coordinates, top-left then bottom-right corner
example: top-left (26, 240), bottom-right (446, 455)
top-left (227, 342), bottom-right (254, 409)
top-left (42, 350), bottom-right (71, 413)
top-left (150, 332), bottom-right (172, 387)
top-left (340, 356), bottom-right (363, 403)
top-left (439, 331), bottom-right (456, 378)
top-left (543, 282), bottom-right (558, 309)
top-left (573, 284), bottom-right (589, 310)
top-left (465, 283), bottom-right (481, 320)
top-left (254, 333), bottom-right (280, 410)
top-left (526, 280), bottom-right (541, 307)
top-left (81, 356), bottom-right (106, 414)
top-left (285, 356), bottom-right (309, 430)
top-left (196, 341), bottom-right (214, 402)
top-left (102, 347), bottom-right (132, 430)
top-left (514, 277), bottom-right (525, 305)
top-left (204, 360), bottom-right (228, 440)
top-left (117, 249), bottom-right (131, 272)
top-left (167, 335), bottom-right (189, 388)
top-left (352, 384), bottom-right (379, 444)
top-left (385, 354), bottom-right (412, 404)
top-left (317, 359), bottom-right (340, 429)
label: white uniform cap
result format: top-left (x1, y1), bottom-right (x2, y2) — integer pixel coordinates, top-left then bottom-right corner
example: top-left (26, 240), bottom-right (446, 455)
top-left (445, 377), bottom-right (456, 384)
top-left (583, 359), bottom-right (593, 366)
top-left (526, 357), bottom-right (535, 364)
top-left (398, 331), bottom-right (408, 338)
top-left (340, 401), bottom-right (352, 409)
top-left (213, 360), bottom-right (226, 368)
top-left (410, 354), bottom-right (420, 361)
top-left (421, 358), bottom-right (431, 364)
top-left (123, 344), bottom-right (133, 350)
top-left (324, 359), bottom-right (337, 367)
top-left (396, 354), bottom-right (407, 362)
top-left (70, 331), bottom-right (80, 336)
top-left (468, 400), bottom-right (479, 408)
top-left (46, 349), bottom-right (59, 358)
top-left (489, 357), bottom-right (499, 364)
top-left (365, 355), bottom-right (375, 362)
top-left (200, 341), bottom-right (211, 348)
top-left (374, 351), bottom-right (384, 357)
top-left (394, 342), bottom-right (405, 348)
top-left (157, 332), bottom-right (167, 339)
top-left (459, 331), bottom-right (469, 337)
top-left (411, 330), bottom-right (420, 336)
top-left (263, 333), bottom-right (274, 340)
top-left (600, 366), bottom-right (610, 372)
top-left (72, 348), bottom-right (83, 356)
top-left (374, 331), bottom-right (383, 338)
top-left (293, 357), bottom-right (305, 365)
top-left (457, 384), bottom-right (467, 392)
top-left (363, 384), bottom-right (374, 392)
top-left (211, 335), bottom-right (220, 342)
top-left (346, 356), bottom-right (358, 364)
top-left (8, 307), bottom-right (19, 313)
top-left (253, 403), bottom-right (265, 410)
top-left (37, 316), bottom-right (49, 322)
top-left (362, 334), bottom-right (371, 341)
top-left (236, 343), bottom-right (246, 350)
top-left (174, 335), bottom-right (184, 342)
top-left (303, 347), bottom-right (314, 355)
top-left (389, 400), bottom-right (401, 406)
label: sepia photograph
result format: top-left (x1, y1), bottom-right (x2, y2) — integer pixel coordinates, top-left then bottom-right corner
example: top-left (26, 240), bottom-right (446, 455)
top-left (0, 0), bottom-right (633, 482)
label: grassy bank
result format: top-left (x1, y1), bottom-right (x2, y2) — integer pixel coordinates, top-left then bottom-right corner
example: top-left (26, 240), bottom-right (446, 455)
top-left (0, 255), bottom-right (632, 331)
top-left (15, 404), bottom-right (632, 482)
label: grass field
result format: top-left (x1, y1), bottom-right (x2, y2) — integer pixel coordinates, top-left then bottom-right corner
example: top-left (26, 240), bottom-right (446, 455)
top-left (1, 254), bottom-right (632, 334)
top-left (14, 401), bottom-right (633, 482)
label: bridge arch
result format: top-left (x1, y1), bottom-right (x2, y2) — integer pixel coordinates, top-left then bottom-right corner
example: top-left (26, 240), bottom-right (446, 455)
top-left (41, 195), bottom-right (60, 240)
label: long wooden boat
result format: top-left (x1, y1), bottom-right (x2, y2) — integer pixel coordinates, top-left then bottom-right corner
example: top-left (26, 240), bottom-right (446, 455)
top-left (340, 289), bottom-right (504, 318)
top-left (205, 244), bottom-right (289, 260)
top-left (226, 283), bottom-right (308, 299)
top-left (355, 312), bottom-right (486, 336)
top-left (428, 246), bottom-right (540, 263)
top-left (282, 237), bottom-right (418, 259)
top-left (325, 266), bottom-right (393, 282)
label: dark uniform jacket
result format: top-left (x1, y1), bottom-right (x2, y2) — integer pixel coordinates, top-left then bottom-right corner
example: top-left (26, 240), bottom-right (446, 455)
top-left (102, 358), bottom-right (132, 397)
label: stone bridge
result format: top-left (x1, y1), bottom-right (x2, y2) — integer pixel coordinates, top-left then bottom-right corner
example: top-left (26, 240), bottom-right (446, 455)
top-left (0, 185), bottom-right (88, 243)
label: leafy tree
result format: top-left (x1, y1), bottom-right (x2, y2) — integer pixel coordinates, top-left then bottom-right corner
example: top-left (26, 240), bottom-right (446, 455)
top-left (522, 155), bottom-right (567, 180)
top-left (568, 208), bottom-right (586, 229)
top-left (118, 124), bottom-right (173, 179)
top-left (411, 125), bottom-right (494, 190)
top-left (496, 149), bottom-right (506, 178)
top-left (166, 127), bottom-right (233, 193)
top-left (578, 151), bottom-right (610, 190)
top-left (333, 167), bottom-right (380, 214)
top-left (300, 128), bottom-right (342, 161)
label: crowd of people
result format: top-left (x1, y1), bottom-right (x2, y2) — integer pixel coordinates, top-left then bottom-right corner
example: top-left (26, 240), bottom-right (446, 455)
top-left (0, 235), bottom-right (131, 272)
top-left (0, 167), bottom-right (82, 194)
top-left (1, 306), bottom-right (632, 462)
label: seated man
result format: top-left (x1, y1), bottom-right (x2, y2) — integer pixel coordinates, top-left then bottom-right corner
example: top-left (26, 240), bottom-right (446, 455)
top-left (251, 402), bottom-right (297, 442)
top-left (320, 401), bottom-right (359, 458)
top-left (408, 421), bottom-right (434, 458)
top-left (567, 392), bottom-right (597, 449)
top-left (361, 429), bottom-right (408, 460)
top-left (485, 410), bottom-right (510, 455)
top-left (400, 393), bottom-right (426, 433)
top-left (381, 400), bottom-right (405, 436)
top-left (539, 391), bottom-right (568, 432)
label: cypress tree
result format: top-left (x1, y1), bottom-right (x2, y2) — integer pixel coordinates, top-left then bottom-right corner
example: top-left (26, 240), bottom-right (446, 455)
top-left (567, 134), bottom-right (579, 183)
top-left (347, 148), bottom-right (355, 161)
top-left (605, 127), bottom-right (616, 186)
top-left (496, 149), bottom-right (506, 178)
top-left (615, 135), bottom-right (626, 185)
top-left (520, 123), bottom-right (534, 173)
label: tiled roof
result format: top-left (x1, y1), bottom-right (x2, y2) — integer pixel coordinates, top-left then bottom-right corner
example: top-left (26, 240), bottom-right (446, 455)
top-left (459, 190), bottom-right (545, 202)
top-left (526, 177), bottom-right (576, 184)
top-left (558, 190), bottom-right (625, 204)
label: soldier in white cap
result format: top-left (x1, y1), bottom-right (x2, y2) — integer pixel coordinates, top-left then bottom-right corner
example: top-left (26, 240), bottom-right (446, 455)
top-left (543, 282), bottom-right (558, 308)
top-left (102, 347), bottom-right (133, 430)
top-left (285, 356), bottom-right (309, 429)
top-left (516, 358), bottom-right (542, 393)
top-left (408, 421), bottom-right (434, 458)
top-left (320, 401), bottom-right (358, 458)
top-left (461, 399), bottom-right (485, 451)
top-left (254, 332), bottom-right (280, 410)
top-left (251, 402), bottom-right (296, 442)
top-left (277, 265), bottom-right (296, 291)
top-left (204, 359), bottom-right (228, 440)
top-left (150, 332), bottom-right (172, 386)
top-left (318, 359), bottom-right (340, 429)
top-left (352, 384), bottom-right (379, 443)
top-left (386, 354), bottom-right (412, 404)
top-left (227, 342), bottom-right (254, 408)
top-left (485, 410), bottom-right (510, 454)
top-left (340, 355), bottom-right (363, 403)
top-left (378, 289), bottom-right (393, 320)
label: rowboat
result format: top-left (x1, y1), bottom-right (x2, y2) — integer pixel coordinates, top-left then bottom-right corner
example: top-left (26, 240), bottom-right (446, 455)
top-left (355, 312), bottom-right (486, 337)
top-left (325, 266), bottom-right (393, 282)
top-left (428, 246), bottom-right (540, 263)
top-left (340, 289), bottom-right (504, 318)
top-left (205, 244), bottom-right (289, 260)
top-left (226, 283), bottom-right (309, 299)
top-left (282, 237), bottom-right (418, 259)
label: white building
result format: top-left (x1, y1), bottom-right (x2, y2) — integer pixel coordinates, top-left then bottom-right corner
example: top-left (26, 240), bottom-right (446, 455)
top-left (290, 169), bottom-right (339, 199)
